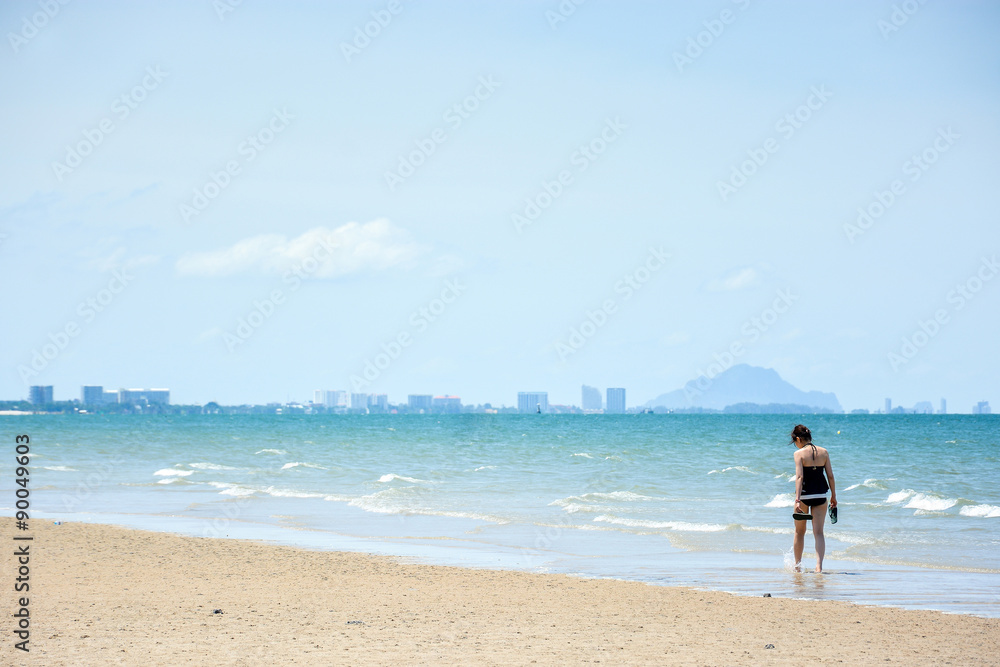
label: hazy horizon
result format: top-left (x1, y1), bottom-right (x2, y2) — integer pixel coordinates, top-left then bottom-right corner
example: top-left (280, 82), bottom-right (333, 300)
top-left (2, 1), bottom-right (998, 412)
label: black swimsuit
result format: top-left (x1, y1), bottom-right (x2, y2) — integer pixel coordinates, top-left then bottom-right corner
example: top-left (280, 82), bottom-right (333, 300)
top-left (800, 447), bottom-right (829, 507)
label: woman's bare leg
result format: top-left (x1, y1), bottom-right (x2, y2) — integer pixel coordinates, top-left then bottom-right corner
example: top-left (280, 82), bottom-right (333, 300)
top-left (793, 516), bottom-right (808, 570)
top-left (811, 501), bottom-right (828, 573)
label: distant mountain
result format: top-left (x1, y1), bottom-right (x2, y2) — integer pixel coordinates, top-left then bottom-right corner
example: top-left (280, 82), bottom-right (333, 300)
top-left (645, 364), bottom-right (842, 412)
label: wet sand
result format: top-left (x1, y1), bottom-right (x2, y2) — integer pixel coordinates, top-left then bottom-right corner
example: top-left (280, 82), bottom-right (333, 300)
top-left (12, 521), bottom-right (1000, 665)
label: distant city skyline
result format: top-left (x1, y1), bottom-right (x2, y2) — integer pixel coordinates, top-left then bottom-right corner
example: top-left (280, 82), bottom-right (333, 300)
top-left (12, 382), bottom-right (994, 415)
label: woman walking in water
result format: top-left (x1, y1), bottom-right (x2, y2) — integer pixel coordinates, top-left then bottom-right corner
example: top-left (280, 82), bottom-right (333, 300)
top-left (791, 424), bottom-right (837, 572)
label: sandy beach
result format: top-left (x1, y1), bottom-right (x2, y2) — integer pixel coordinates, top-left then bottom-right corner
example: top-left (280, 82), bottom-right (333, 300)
top-left (3, 521), bottom-right (994, 665)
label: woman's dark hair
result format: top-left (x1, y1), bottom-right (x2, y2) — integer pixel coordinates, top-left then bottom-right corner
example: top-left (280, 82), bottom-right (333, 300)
top-left (791, 424), bottom-right (812, 444)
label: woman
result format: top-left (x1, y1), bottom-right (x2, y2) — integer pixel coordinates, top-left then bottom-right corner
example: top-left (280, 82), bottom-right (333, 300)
top-left (791, 424), bottom-right (836, 573)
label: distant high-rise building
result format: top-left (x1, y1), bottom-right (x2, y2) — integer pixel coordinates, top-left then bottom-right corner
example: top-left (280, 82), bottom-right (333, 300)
top-left (973, 401), bottom-right (992, 415)
top-left (82, 385), bottom-right (106, 405)
top-left (432, 396), bottom-right (462, 413)
top-left (939, 398), bottom-right (947, 415)
top-left (884, 398), bottom-right (892, 414)
top-left (408, 394), bottom-right (433, 412)
top-left (102, 390), bottom-right (118, 404)
top-left (372, 394), bottom-right (389, 411)
top-left (581, 385), bottom-right (602, 411)
top-left (913, 401), bottom-right (933, 414)
top-left (517, 392), bottom-right (548, 413)
top-left (312, 390), bottom-right (347, 408)
top-left (350, 393), bottom-right (370, 411)
top-left (118, 388), bottom-right (170, 405)
top-left (29, 385), bottom-right (53, 405)
top-left (606, 388), bottom-right (626, 414)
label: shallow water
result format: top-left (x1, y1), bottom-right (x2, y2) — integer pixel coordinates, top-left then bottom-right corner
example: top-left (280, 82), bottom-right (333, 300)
top-left (5, 413), bottom-right (998, 616)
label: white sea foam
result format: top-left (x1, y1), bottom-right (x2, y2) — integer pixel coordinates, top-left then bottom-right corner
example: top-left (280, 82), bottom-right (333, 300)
top-left (593, 515), bottom-right (727, 532)
top-left (885, 489), bottom-right (916, 504)
top-left (206, 481), bottom-right (255, 496)
top-left (904, 493), bottom-right (957, 512)
top-left (42, 465), bottom-right (77, 472)
top-left (219, 486), bottom-right (256, 497)
top-left (189, 462), bottom-right (239, 471)
top-left (427, 510), bottom-right (510, 524)
top-left (742, 525), bottom-right (793, 535)
top-left (708, 466), bottom-right (757, 475)
top-left (844, 478), bottom-right (893, 491)
top-left (549, 491), bottom-right (658, 513)
top-left (773, 472), bottom-right (794, 481)
top-left (580, 491), bottom-right (655, 502)
top-left (473, 466), bottom-right (496, 472)
top-left (261, 486), bottom-right (327, 499)
top-left (572, 453), bottom-right (594, 459)
top-left (378, 473), bottom-right (424, 483)
top-left (343, 489), bottom-right (509, 524)
top-left (349, 488), bottom-right (411, 514)
top-left (550, 502), bottom-right (599, 514)
top-left (281, 462), bottom-right (328, 470)
top-left (157, 478), bottom-right (182, 485)
top-left (765, 493), bottom-right (795, 508)
top-left (255, 449), bottom-right (287, 455)
top-left (960, 504), bottom-right (1000, 518)
top-left (153, 468), bottom-right (193, 477)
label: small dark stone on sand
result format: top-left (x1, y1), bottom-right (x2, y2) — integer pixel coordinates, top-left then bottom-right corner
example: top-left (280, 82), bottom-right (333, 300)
top-left (213, 609), bottom-right (223, 614)
top-left (762, 593), bottom-right (771, 597)
top-left (765, 644), bottom-right (775, 649)
top-left (347, 620), bottom-right (364, 625)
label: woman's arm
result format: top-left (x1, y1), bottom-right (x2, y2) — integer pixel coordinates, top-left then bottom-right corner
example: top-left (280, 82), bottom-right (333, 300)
top-left (794, 452), bottom-right (805, 513)
top-left (825, 454), bottom-right (836, 508)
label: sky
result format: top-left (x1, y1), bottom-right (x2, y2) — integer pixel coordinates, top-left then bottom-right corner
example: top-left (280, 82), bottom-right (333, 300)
top-left (1, 0), bottom-right (998, 411)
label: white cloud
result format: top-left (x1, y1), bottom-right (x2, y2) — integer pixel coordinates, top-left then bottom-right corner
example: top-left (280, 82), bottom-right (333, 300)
top-left (175, 219), bottom-right (427, 278)
top-left (706, 267), bottom-right (759, 292)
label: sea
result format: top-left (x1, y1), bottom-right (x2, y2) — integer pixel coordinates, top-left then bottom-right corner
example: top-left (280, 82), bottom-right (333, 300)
top-left (4, 413), bottom-right (998, 617)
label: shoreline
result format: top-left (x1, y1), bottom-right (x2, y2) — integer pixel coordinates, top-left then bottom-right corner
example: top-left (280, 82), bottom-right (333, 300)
top-left (15, 521), bottom-right (1000, 665)
top-left (30, 507), bottom-right (1000, 619)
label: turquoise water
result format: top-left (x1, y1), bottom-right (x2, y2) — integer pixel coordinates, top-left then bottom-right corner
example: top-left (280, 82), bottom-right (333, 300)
top-left (4, 414), bottom-right (998, 616)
